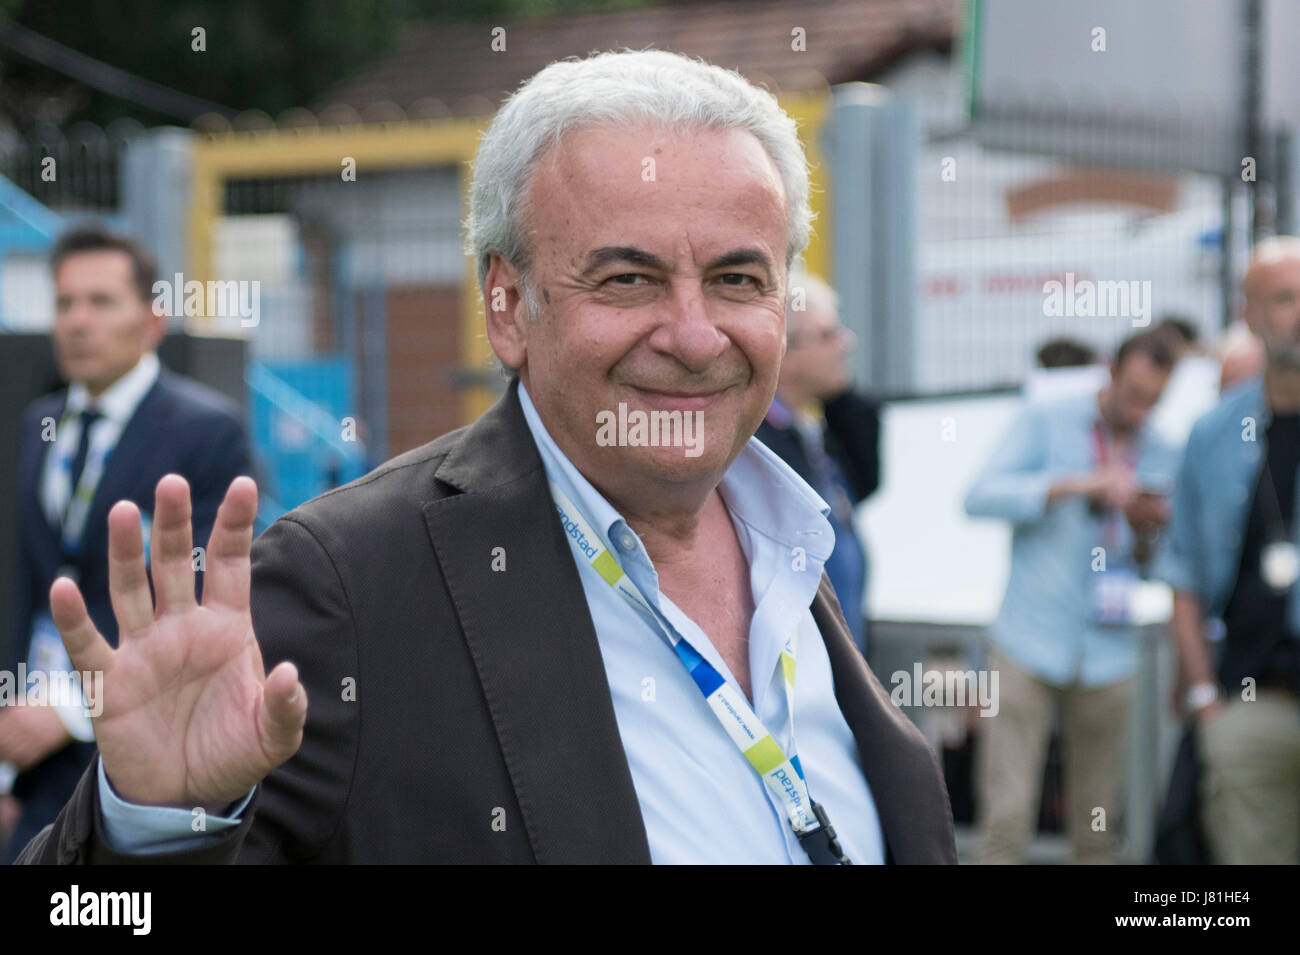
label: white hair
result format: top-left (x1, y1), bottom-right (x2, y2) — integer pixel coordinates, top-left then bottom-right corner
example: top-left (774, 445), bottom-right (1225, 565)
top-left (465, 48), bottom-right (814, 323)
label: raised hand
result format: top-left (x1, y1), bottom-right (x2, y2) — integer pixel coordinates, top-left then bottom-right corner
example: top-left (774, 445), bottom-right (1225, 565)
top-left (49, 474), bottom-right (307, 814)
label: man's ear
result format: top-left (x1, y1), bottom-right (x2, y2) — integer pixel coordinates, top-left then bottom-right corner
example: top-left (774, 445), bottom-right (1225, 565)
top-left (1240, 299), bottom-right (1261, 339)
top-left (483, 255), bottom-right (530, 371)
top-left (145, 297), bottom-right (168, 348)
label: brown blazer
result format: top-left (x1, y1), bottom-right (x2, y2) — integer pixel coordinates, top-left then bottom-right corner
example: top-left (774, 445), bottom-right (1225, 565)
top-left (18, 380), bottom-right (956, 864)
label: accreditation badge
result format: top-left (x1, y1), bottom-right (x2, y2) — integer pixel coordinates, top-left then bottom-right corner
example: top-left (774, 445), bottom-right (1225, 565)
top-left (26, 613), bottom-right (66, 696)
top-left (1091, 568), bottom-right (1138, 625)
top-left (1261, 540), bottom-right (1300, 592)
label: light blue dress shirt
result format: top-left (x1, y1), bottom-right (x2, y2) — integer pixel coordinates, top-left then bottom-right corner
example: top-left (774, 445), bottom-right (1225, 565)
top-left (965, 389), bottom-right (1180, 688)
top-left (98, 382), bottom-right (886, 863)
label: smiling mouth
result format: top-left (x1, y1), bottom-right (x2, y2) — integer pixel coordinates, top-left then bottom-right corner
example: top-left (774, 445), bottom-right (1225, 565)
top-left (628, 385), bottom-right (728, 412)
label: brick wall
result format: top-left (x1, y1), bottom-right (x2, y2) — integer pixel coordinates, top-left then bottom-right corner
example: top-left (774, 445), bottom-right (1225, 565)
top-left (384, 284), bottom-right (463, 455)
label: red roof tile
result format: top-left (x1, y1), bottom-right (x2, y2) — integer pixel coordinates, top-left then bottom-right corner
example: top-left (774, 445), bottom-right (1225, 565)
top-left (313, 0), bottom-right (959, 118)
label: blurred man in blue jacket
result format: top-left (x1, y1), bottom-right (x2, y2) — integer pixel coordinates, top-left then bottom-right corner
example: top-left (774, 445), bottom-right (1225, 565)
top-left (756, 272), bottom-right (880, 653)
top-left (965, 330), bottom-right (1180, 863)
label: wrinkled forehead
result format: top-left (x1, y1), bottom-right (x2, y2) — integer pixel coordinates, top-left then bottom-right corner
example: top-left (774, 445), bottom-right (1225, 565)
top-left (523, 120), bottom-right (788, 256)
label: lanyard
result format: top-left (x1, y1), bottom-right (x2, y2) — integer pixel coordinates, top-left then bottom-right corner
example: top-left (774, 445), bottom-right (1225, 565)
top-left (1091, 421), bottom-right (1137, 550)
top-left (547, 478), bottom-right (852, 864)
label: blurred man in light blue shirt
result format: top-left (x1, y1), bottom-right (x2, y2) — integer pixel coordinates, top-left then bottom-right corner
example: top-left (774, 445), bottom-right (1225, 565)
top-left (965, 330), bottom-right (1180, 863)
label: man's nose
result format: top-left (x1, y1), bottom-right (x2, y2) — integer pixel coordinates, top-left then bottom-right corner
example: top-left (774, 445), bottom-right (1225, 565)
top-left (58, 302), bottom-right (93, 331)
top-left (651, 284), bottom-right (731, 371)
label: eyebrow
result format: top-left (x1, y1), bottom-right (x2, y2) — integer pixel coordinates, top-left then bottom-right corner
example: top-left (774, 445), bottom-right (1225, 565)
top-left (578, 246), bottom-right (775, 282)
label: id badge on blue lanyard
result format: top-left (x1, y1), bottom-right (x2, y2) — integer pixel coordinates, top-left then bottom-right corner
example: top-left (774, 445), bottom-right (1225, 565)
top-left (1089, 422), bottom-right (1138, 626)
top-left (548, 478), bottom-right (853, 864)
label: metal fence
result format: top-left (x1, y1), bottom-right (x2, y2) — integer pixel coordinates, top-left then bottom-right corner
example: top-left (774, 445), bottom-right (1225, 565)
top-left (828, 85), bottom-right (1268, 398)
top-left (0, 119), bottom-right (141, 213)
top-left (214, 165), bottom-right (467, 521)
top-left (913, 127), bottom-right (1237, 393)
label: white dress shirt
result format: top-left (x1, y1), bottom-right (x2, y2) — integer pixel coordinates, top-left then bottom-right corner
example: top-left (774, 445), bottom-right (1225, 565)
top-left (518, 382), bottom-right (885, 864)
top-left (41, 351), bottom-right (161, 534)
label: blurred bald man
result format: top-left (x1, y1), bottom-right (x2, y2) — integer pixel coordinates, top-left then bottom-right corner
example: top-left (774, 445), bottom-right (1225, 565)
top-left (1160, 236), bottom-right (1300, 864)
top-left (756, 272), bottom-right (880, 652)
top-left (1218, 320), bottom-right (1266, 394)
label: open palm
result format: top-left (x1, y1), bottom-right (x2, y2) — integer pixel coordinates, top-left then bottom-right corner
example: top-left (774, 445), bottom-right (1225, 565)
top-left (50, 475), bottom-right (307, 813)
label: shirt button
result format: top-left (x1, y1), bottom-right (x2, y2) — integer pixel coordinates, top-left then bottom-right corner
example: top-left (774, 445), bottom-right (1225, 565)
top-left (618, 530), bottom-right (638, 553)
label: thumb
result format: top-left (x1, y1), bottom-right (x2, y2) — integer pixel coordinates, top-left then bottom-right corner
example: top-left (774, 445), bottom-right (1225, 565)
top-left (258, 661), bottom-right (307, 766)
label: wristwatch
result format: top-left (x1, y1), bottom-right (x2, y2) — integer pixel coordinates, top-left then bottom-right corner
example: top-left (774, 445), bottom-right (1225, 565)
top-left (1185, 681), bottom-right (1220, 712)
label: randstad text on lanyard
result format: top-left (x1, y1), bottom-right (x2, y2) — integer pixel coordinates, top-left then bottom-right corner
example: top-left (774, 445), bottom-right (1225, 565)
top-left (548, 479), bottom-right (852, 864)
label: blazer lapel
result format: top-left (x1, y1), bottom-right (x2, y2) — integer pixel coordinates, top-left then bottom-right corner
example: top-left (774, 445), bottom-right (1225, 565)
top-left (814, 574), bottom-right (957, 864)
top-left (422, 381), bottom-right (651, 864)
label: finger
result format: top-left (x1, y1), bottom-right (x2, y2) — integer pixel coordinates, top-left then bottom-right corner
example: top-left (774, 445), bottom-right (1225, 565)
top-left (151, 474), bottom-right (197, 614)
top-left (202, 477), bottom-right (258, 612)
top-left (259, 661), bottom-right (307, 766)
top-left (49, 577), bottom-right (113, 675)
top-left (107, 499), bottom-right (155, 636)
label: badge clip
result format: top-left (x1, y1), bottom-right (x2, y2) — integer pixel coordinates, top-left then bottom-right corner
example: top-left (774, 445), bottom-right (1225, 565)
top-left (798, 803), bottom-right (853, 865)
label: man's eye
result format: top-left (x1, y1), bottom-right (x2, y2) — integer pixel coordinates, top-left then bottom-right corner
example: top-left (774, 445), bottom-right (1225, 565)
top-left (608, 273), bottom-right (649, 285)
top-left (719, 273), bottom-right (760, 287)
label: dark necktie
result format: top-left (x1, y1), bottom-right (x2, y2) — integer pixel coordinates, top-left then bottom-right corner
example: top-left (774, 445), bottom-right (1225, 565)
top-left (67, 408), bottom-right (102, 497)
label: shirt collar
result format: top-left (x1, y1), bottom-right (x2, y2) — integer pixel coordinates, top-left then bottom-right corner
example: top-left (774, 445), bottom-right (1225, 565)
top-left (66, 352), bottom-right (160, 424)
top-left (516, 379), bottom-right (835, 565)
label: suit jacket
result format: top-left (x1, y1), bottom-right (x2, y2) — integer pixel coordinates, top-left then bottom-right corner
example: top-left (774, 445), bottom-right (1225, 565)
top-left (5, 367), bottom-right (251, 860)
top-left (17, 379), bottom-right (955, 864)
top-left (755, 389), bottom-right (881, 506)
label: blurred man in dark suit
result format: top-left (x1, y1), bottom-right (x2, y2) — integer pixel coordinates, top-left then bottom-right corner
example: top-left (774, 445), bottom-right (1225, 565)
top-left (756, 272), bottom-right (880, 652)
top-left (0, 224), bottom-right (251, 861)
